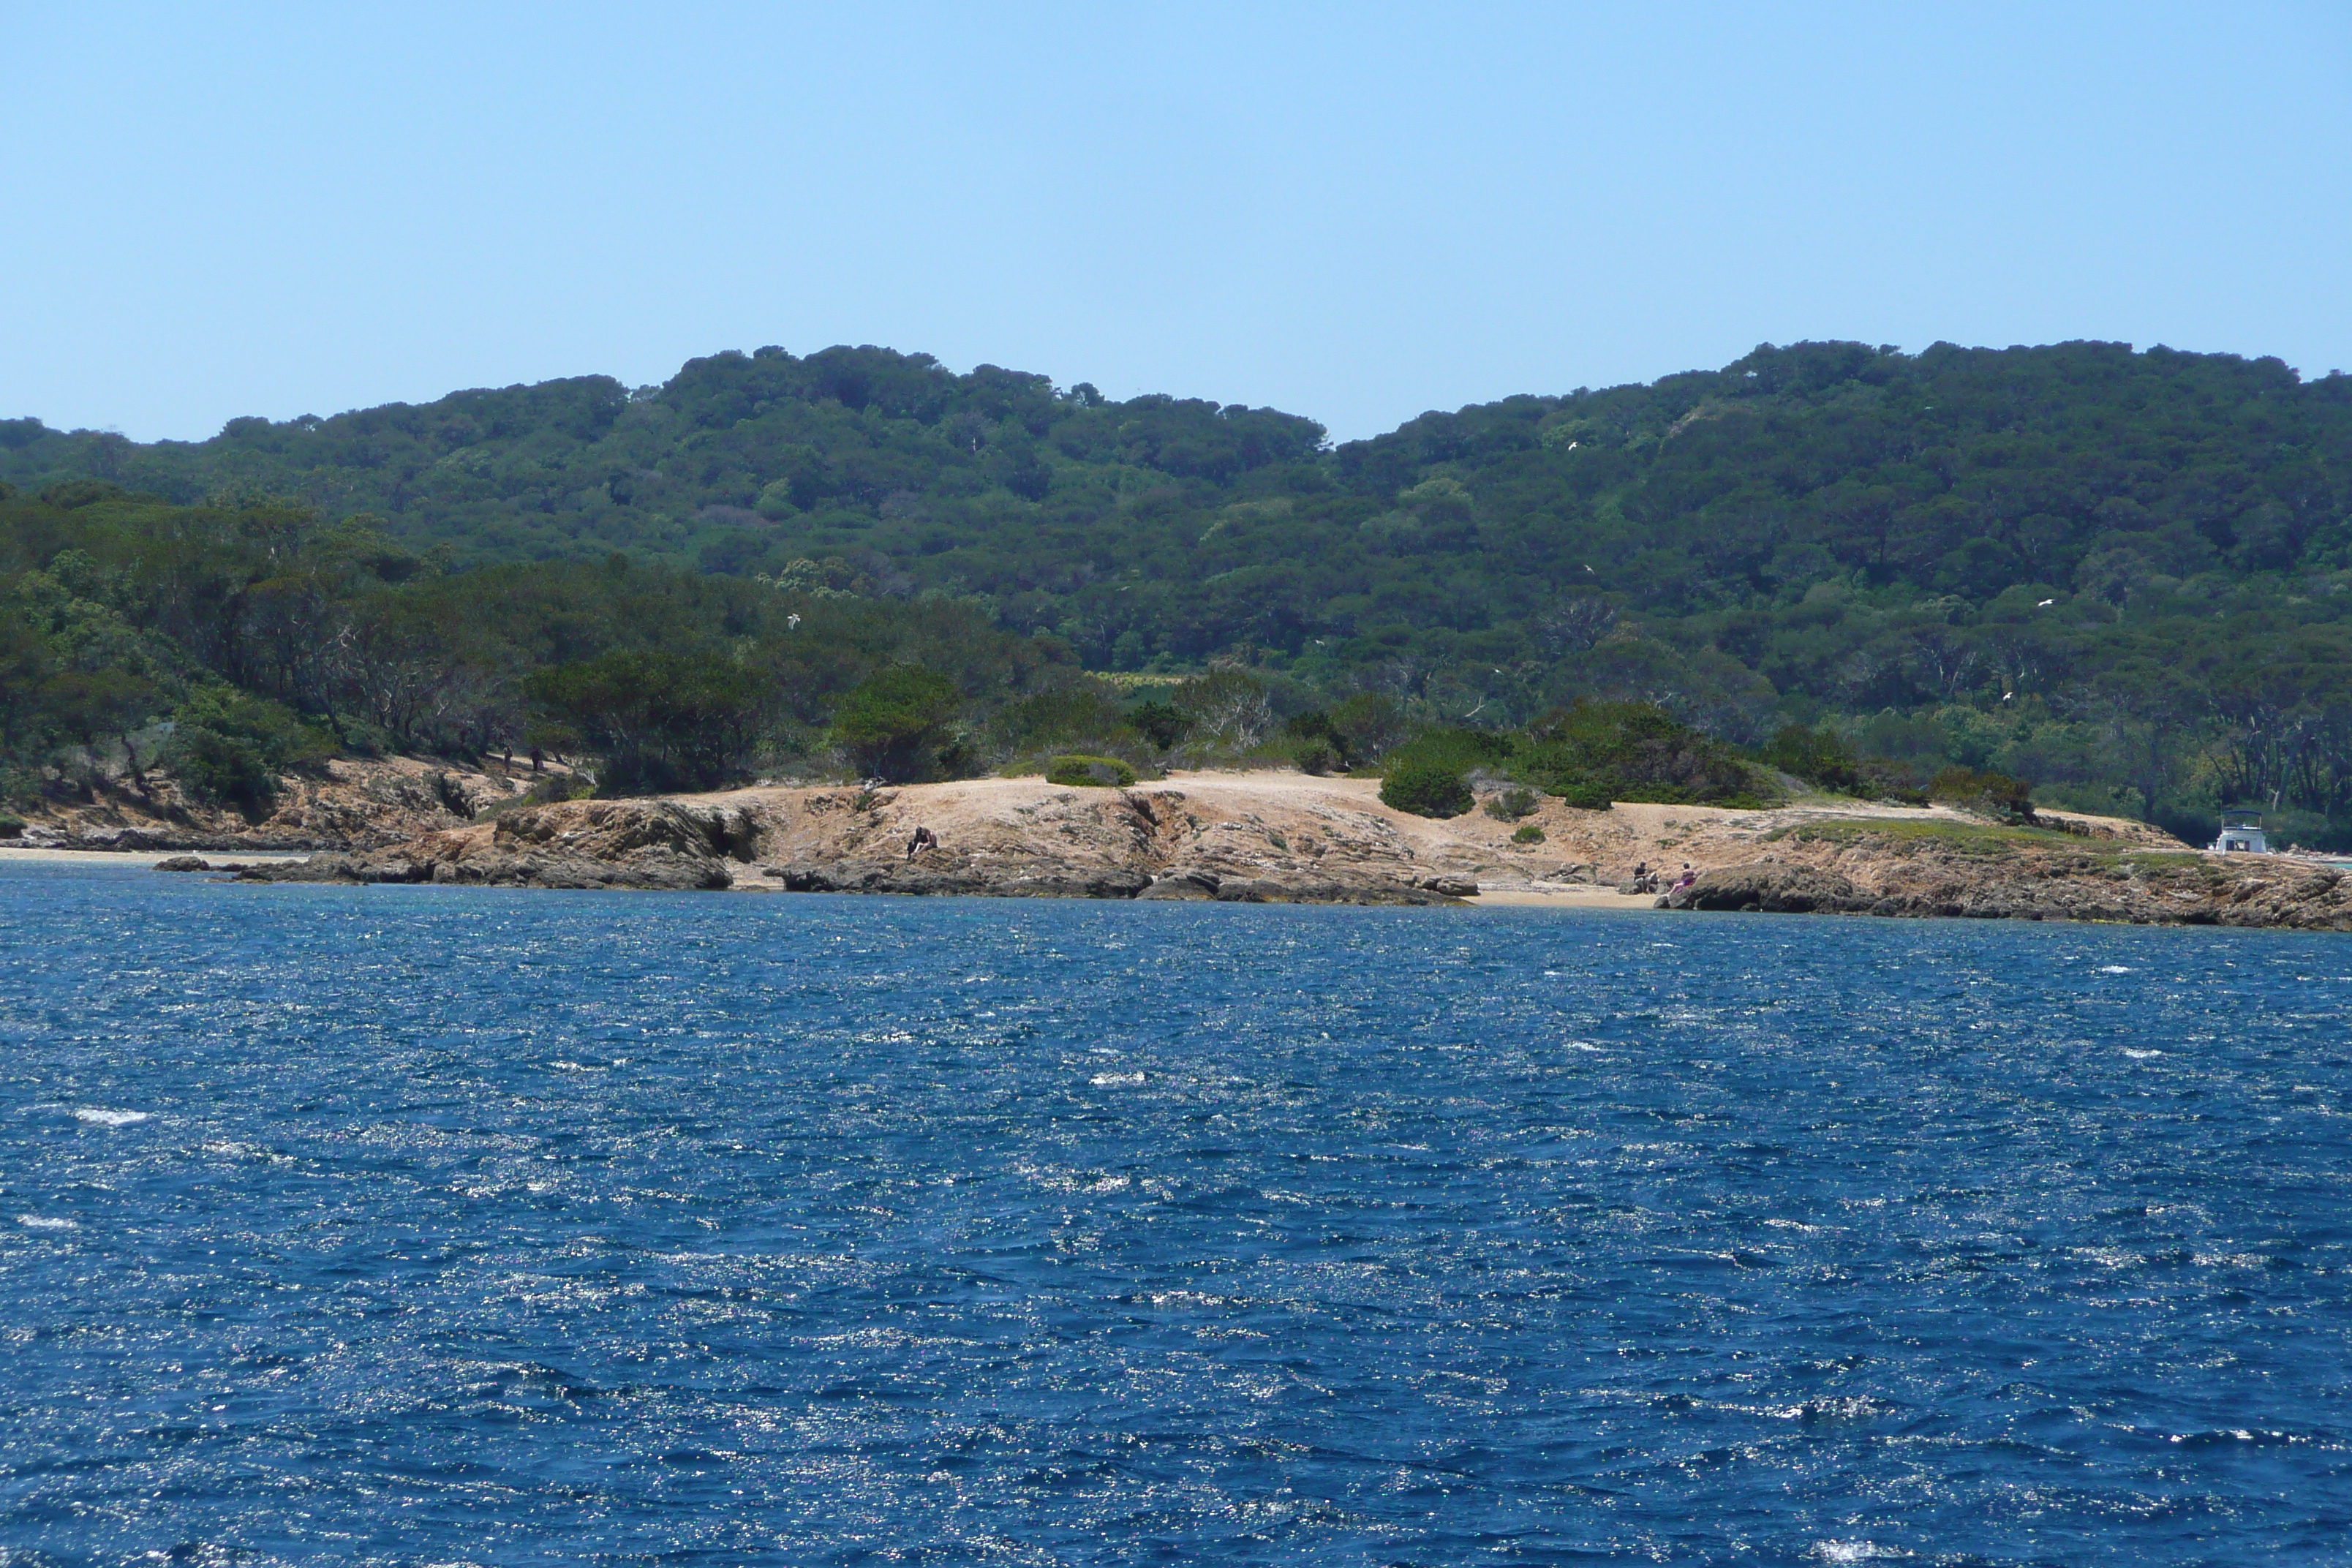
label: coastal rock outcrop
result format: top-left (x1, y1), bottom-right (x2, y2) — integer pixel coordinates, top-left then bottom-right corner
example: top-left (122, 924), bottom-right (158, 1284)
top-left (113, 766), bottom-right (2351, 930)
top-left (227, 777), bottom-right (1474, 903)
top-left (235, 799), bottom-right (739, 891)
top-left (1659, 865), bottom-right (1863, 913)
top-left (1652, 837), bottom-right (2352, 930)
top-left (10, 755), bottom-right (564, 854)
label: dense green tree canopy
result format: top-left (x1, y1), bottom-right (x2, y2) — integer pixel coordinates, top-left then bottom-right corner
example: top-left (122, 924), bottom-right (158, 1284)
top-left (7, 337), bottom-right (2352, 842)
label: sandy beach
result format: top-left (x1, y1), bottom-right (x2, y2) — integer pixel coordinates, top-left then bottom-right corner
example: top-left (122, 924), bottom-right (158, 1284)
top-left (1466, 885), bottom-right (1660, 910)
top-left (0, 847), bottom-right (313, 869)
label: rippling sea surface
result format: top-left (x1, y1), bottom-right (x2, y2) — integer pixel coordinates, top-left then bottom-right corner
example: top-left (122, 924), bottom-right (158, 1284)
top-left (4, 862), bottom-right (2350, 1566)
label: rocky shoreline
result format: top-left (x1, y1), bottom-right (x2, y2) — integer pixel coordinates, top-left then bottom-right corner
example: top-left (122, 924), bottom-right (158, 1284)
top-left (34, 766), bottom-right (2327, 932)
top-left (18, 759), bottom-right (2351, 930)
top-left (220, 780), bottom-right (1480, 904)
top-left (1656, 838), bottom-right (2352, 930)
top-left (2, 755), bottom-right (547, 855)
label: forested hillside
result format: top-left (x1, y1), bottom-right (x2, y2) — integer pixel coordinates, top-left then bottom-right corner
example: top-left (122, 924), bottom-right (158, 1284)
top-left (7, 339), bottom-right (2352, 843)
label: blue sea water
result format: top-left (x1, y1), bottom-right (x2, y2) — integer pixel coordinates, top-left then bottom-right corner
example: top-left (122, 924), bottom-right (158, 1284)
top-left (1, 862), bottom-right (2349, 1567)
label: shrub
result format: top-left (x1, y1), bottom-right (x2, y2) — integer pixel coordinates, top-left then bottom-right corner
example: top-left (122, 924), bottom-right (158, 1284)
top-left (527, 649), bottom-right (774, 794)
top-left (829, 666), bottom-right (962, 782)
top-left (165, 728), bottom-right (279, 819)
top-left (483, 772), bottom-right (593, 818)
top-left (1284, 709), bottom-right (1347, 764)
top-left (1484, 785), bottom-right (1539, 820)
top-left (1387, 727), bottom-right (1512, 776)
top-left (934, 734), bottom-right (984, 780)
top-left (1127, 699), bottom-right (1190, 750)
top-left (173, 687), bottom-right (336, 774)
top-left (1328, 692), bottom-right (1411, 765)
top-left (1047, 753), bottom-right (1136, 788)
top-left (1761, 723), bottom-right (1931, 803)
top-left (1511, 822), bottom-right (1545, 844)
top-left (0, 811), bottom-right (23, 837)
top-left (1759, 723), bottom-right (1861, 791)
top-left (159, 687), bottom-right (337, 821)
top-left (1929, 766), bottom-right (2037, 825)
top-left (990, 685), bottom-right (1128, 754)
top-left (1173, 669), bottom-right (1274, 747)
top-left (1514, 700), bottom-right (1762, 807)
top-left (1381, 757), bottom-right (1473, 818)
top-left (0, 768), bottom-right (40, 810)
top-left (1855, 758), bottom-right (1928, 805)
top-left (1552, 777), bottom-right (1616, 809)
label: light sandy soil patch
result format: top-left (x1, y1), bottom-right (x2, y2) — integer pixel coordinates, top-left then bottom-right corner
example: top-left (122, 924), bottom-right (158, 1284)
top-left (1465, 886), bottom-right (1659, 911)
top-left (0, 848), bottom-right (312, 868)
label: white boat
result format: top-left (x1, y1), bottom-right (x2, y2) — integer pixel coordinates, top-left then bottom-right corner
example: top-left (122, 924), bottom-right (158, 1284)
top-left (2210, 810), bottom-right (2268, 853)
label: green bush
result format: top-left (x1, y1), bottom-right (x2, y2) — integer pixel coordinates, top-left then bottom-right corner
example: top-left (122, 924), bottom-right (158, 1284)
top-left (1281, 696), bottom-right (1414, 770)
top-left (1047, 753), bottom-right (1136, 788)
top-left (1552, 777), bottom-right (1616, 809)
top-left (1511, 822), bottom-right (1545, 844)
top-left (174, 687), bottom-right (336, 773)
top-left (159, 687), bottom-right (339, 820)
top-left (1856, 758), bottom-right (1928, 805)
top-left (1127, 699), bottom-right (1190, 750)
top-left (482, 772), bottom-right (594, 818)
top-left (1759, 723), bottom-right (1861, 791)
top-left (1929, 766), bottom-right (2037, 825)
top-left (990, 685), bottom-right (1128, 754)
top-left (1380, 757), bottom-right (1473, 818)
top-left (0, 811), bottom-right (23, 837)
top-left (829, 666), bottom-right (962, 782)
top-left (1484, 785), bottom-right (1539, 820)
top-left (1385, 727), bottom-right (1512, 777)
top-left (1760, 723), bottom-right (1931, 803)
top-left (526, 649), bottom-right (773, 794)
top-left (165, 728), bottom-right (279, 819)
top-left (1513, 701), bottom-right (1763, 807)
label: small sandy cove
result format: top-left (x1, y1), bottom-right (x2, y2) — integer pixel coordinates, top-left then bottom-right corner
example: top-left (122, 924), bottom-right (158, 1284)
top-left (0, 848), bottom-right (311, 868)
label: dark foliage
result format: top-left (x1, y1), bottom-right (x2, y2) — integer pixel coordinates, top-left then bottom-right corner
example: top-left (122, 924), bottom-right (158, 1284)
top-left (1126, 699), bottom-right (1191, 751)
top-left (163, 728), bottom-right (279, 818)
top-left (523, 649), bottom-right (773, 794)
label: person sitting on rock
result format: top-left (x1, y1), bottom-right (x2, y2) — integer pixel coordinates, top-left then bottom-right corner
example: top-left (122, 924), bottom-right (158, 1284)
top-left (1675, 863), bottom-right (1696, 890)
top-left (906, 825), bottom-right (939, 861)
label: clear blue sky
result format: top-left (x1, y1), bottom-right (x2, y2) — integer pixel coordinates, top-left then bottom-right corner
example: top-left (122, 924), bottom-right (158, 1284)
top-left (6, 2), bottom-right (2348, 443)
